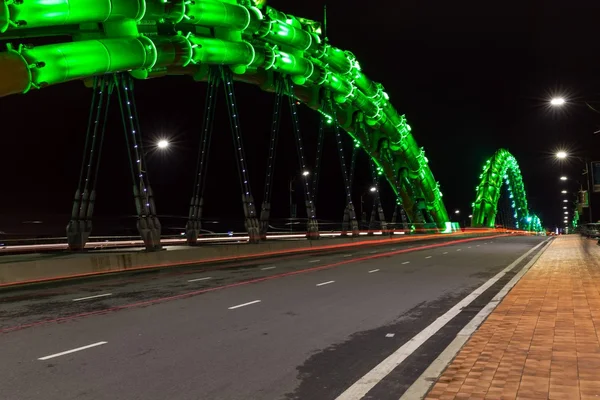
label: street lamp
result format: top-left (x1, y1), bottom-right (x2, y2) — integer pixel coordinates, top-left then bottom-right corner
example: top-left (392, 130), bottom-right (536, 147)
top-left (302, 170), bottom-right (310, 177)
top-left (454, 210), bottom-right (460, 214)
top-left (560, 176), bottom-right (568, 181)
top-left (157, 139), bottom-right (169, 149)
top-left (550, 98), bottom-right (566, 106)
top-left (556, 151), bottom-right (568, 159)
top-left (563, 199), bottom-right (568, 202)
top-left (360, 186), bottom-right (378, 225)
top-left (561, 190), bottom-right (567, 194)
top-left (563, 206), bottom-right (567, 209)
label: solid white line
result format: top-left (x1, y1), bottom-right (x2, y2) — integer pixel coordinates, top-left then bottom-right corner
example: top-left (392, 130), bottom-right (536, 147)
top-left (316, 280), bottom-right (335, 286)
top-left (443, 252), bottom-right (448, 255)
top-left (38, 342), bottom-right (108, 360)
top-left (72, 293), bottom-right (112, 302)
top-left (187, 277), bottom-right (212, 282)
top-left (228, 300), bottom-right (261, 310)
top-left (401, 261), bottom-right (410, 265)
top-left (335, 239), bottom-right (549, 400)
top-left (400, 239), bottom-right (552, 400)
top-left (343, 254), bottom-right (353, 257)
top-left (456, 249), bottom-right (462, 251)
top-left (309, 259), bottom-right (321, 263)
top-left (261, 266), bottom-right (276, 271)
top-left (425, 256), bottom-right (432, 259)
top-left (368, 269), bottom-right (380, 273)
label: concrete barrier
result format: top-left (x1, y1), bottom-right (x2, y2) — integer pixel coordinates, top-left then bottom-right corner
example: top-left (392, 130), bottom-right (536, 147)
top-left (0, 232), bottom-right (502, 288)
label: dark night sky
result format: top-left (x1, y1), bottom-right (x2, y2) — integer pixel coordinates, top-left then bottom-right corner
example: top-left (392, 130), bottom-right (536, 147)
top-left (1, 0), bottom-right (599, 234)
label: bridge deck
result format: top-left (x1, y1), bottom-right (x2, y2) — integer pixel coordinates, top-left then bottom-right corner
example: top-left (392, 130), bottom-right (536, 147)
top-left (426, 235), bottom-right (600, 399)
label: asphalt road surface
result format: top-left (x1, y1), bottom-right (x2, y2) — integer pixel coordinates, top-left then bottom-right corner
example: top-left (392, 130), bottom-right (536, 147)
top-left (0, 234), bottom-right (548, 400)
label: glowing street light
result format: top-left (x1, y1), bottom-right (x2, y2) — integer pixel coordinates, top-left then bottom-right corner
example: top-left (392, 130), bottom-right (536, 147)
top-left (563, 199), bottom-right (568, 203)
top-left (369, 186), bottom-right (377, 192)
top-left (157, 139), bottom-right (169, 149)
top-left (550, 98), bottom-right (566, 106)
top-left (302, 170), bottom-right (310, 177)
top-left (454, 210), bottom-right (460, 215)
top-left (561, 190), bottom-right (567, 194)
top-left (556, 151), bottom-right (568, 159)
top-left (563, 206), bottom-right (567, 209)
top-left (564, 211), bottom-right (569, 214)
top-left (560, 176), bottom-right (567, 181)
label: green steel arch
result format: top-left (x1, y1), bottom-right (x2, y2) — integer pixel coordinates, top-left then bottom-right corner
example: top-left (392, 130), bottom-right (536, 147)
top-left (472, 149), bottom-right (542, 231)
top-left (0, 0), bottom-right (449, 228)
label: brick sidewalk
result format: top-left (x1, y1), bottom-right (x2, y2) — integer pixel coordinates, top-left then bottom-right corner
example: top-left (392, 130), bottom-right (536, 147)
top-left (426, 236), bottom-right (600, 400)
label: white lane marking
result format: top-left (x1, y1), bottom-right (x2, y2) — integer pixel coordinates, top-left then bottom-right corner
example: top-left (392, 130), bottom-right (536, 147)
top-left (368, 269), bottom-right (380, 273)
top-left (309, 259), bottom-right (321, 263)
top-left (386, 333), bottom-right (395, 338)
top-left (369, 250), bottom-right (377, 254)
top-left (187, 277), bottom-right (212, 282)
top-left (335, 239), bottom-right (549, 400)
top-left (343, 254), bottom-right (353, 257)
top-left (443, 252), bottom-right (448, 255)
top-left (38, 342), bottom-right (108, 360)
top-left (476, 245), bottom-right (480, 247)
top-left (391, 248), bottom-right (397, 251)
top-left (72, 293), bottom-right (112, 302)
top-left (401, 261), bottom-right (410, 265)
top-left (484, 242), bottom-right (488, 244)
top-left (468, 246), bottom-right (472, 249)
top-left (316, 280), bottom-right (335, 287)
top-left (456, 249), bottom-right (462, 251)
top-left (261, 266), bottom-right (276, 271)
top-left (425, 256), bottom-right (432, 259)
top-left (400, 239), bottom-right (552, 400)
top-left (228, 300), bottom-right (261, 310)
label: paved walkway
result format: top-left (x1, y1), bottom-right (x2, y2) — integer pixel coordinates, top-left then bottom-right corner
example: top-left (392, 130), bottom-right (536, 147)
top-left (426, 236), bottom-right (600, 400)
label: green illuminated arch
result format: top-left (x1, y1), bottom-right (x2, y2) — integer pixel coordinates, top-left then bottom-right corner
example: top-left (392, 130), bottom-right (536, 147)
top-left (472, 149), bottom-right (542, 231)
top-left (0, 0), bottom-right (449, 227)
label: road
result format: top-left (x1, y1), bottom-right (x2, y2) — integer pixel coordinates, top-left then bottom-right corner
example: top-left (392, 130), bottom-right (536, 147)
top-left (0, 235), bottom-right (547, 400)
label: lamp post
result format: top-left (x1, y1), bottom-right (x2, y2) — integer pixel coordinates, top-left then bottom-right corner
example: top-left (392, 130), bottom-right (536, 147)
top-left (555, 151), bottom-right (593, 223)
top-left (289, 171), bottom-right (310, 232)
top-left (360, 186), bottom-right (377, 226)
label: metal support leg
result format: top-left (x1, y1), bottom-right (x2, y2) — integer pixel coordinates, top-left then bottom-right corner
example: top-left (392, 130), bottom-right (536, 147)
top-left (391, 196), bottom-right (410, 235)
top-left (116, 74), bottom-right (161, 251)
top-left (259, 78), bottom-right (284, 239)
top-left (286, 79), bottom-right (319, 239)
top-left (368, 160), bottom-right (387, 233)
top-left (67, 76), bottom-right (112, 251)
top-left (329, 98), bottom-right (358, 236)
top-left (311, 116), bottom-right (325, 206)
top-left (220, 67), bottom-right (260, 243)
top-left (187, 68), bottom-right (219, 245)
